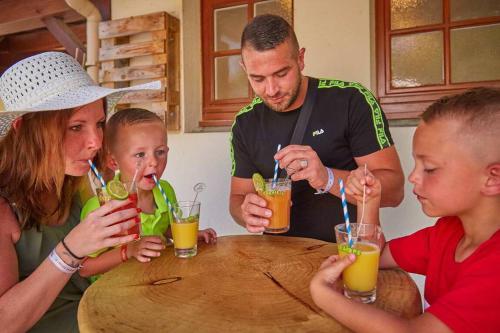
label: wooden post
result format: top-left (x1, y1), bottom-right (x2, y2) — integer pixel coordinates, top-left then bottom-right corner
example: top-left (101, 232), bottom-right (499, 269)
top-left (42, 16), bottom-right (86, 64)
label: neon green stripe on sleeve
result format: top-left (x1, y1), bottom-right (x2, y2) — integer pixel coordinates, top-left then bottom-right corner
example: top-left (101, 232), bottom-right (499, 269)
top-left (229, 97), bottom-right (263, 176)
top-left (318, 79), bottom-right (390, 149)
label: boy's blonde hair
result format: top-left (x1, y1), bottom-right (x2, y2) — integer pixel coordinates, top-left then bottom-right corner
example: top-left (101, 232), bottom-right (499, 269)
top-left (422, 87), bottom-right (500, 135)
top-left (422, 87), bottom-right (500, 161)
top-left (105, 108), bottom-right (164, 152)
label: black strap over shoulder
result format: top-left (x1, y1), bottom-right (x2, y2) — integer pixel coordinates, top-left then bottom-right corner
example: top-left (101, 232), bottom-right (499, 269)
top-left (279, 77), bottom-right (318, 178)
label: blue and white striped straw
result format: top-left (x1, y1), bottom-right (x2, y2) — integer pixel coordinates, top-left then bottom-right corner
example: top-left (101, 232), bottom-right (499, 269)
top-left (272, 144), bottom-right (282, 187)
top-left (338, 178), bottom-right (353, 248)
top-left (152, 174), bottom-right (176, 218)
top-left (87, 160), bottom-right (106, 187)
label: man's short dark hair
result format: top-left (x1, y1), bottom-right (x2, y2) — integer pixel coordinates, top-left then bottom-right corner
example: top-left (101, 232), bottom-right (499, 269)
top-left (421, 87), bottom-right (500, 134)
top-left (241, 14), bottom-right (299, 53)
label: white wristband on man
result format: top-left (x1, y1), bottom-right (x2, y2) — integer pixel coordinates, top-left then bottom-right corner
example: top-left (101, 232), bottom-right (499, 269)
top-left (315, 167), bottom-right (334, 194)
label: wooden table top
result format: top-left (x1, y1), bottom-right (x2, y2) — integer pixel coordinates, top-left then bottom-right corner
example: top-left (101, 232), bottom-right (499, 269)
top-left (78, 235), bottom-right (422, 332)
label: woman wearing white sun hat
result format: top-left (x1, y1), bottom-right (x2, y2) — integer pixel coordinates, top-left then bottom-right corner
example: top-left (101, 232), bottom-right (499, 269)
top-left (0, 52), bottom-right (161, 332)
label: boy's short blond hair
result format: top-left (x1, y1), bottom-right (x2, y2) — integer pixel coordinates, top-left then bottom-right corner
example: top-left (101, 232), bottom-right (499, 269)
top-left (422, 87), bottom-right (500, 161)
top-left (105, 108), bottom-right (164, 152)
top-left (422, 87), bottom-right (500, 133)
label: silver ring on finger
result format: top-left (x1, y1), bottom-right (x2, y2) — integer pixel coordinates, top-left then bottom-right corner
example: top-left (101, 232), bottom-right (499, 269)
top-left (300, 159), bottom-right (308, 168)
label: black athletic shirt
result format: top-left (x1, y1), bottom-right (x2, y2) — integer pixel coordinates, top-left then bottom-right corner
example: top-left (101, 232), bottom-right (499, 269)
top-left (230, 78), bottom-right (393, 242)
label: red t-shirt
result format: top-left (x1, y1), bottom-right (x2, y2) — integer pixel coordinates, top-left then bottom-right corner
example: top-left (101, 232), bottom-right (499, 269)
top-left (389, 216), bottom-right (500, 333)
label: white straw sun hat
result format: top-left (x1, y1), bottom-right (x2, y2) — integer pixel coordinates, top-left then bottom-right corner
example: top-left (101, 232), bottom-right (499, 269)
top-left (0, 51), bottom-right (161, 138)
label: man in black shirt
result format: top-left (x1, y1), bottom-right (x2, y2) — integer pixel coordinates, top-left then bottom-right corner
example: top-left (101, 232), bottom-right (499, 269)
top-left (229, 15), bottom-right (404, 242)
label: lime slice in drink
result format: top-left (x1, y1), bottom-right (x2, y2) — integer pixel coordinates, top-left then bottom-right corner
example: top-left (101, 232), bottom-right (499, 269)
top-left (106, 179), bottom-right (129, 200)
top-left (252, 173), bottom-right (265, 193)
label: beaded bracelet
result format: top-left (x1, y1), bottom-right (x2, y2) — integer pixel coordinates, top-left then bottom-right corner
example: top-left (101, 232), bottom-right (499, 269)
top-left (120, 244), bottom-right (128, 262)
top-left (315, 167), bottom-right (335, 194)
top-left (61, 237), bottom-right (85, 260)
top-left (48, 249), bottom-right (79, 274)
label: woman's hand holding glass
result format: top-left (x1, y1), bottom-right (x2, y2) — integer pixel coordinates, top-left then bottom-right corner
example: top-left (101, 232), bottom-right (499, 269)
top-left (64, 199), bottom-right (140, 258)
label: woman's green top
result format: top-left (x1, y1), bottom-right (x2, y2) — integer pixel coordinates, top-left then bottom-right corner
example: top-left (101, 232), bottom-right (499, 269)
top-left (14, 197), bottom-right (89, 332)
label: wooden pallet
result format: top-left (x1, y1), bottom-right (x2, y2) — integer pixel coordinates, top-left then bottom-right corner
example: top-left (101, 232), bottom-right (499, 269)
top-left (99, 12), bottom-right (180, 130)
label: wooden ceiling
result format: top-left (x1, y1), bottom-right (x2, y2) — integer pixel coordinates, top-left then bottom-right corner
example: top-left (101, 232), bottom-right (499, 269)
top-left (0, 0), bottom-right (110, 74)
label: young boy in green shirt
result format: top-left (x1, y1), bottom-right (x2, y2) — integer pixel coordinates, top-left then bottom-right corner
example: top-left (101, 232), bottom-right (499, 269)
top-left (80, 108), bottom-right (216, 278)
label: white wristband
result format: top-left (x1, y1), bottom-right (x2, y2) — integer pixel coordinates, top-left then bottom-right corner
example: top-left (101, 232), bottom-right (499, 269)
top-left (48, 248), bottom-right (79, 274)
top-left (315, 167), bottom-right (334, 194)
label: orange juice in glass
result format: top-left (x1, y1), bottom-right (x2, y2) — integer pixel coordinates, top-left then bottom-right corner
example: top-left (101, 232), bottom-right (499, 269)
top-left (335, 223), bottom-right (382, 303)
top-left (171, 201), bottom-right (200, 258)
top-left (259, 178), bottom-right (291, 234)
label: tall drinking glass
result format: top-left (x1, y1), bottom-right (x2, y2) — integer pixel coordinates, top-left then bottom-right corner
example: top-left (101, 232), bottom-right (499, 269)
top-left (123, 180), bottom-right (140, 236)
top-left (171, 201), bottom-right (200, 258)
top-left (259, 178), bottom-right (291, 233)
top-left (94, 179), bottom-right (140, 237)
top-left (334, 223), bottom-right (382, 303)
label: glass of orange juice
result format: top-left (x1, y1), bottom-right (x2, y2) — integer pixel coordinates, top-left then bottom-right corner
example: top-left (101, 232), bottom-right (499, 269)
top-left (259, 178), bottom-right (291, 234)
top-left (334, 223), bottom-right (382, 303)
top-left (171, 201), bottom-right (200, 258)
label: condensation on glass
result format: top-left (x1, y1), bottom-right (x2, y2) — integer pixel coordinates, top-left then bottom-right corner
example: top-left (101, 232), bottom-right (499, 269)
top-left (214, 5), bottom-right (248, 52)
top-left (213, 0), bottom-right (293, 101)
top-left (451, 0), bottom-right (500, 21)
top-left (451, 23), bottom-right (500, 83)
top-left (390, 0), bottom-right (442, 30)
top-left (215, 56), bottom-right (248, 100)
top-left (391, 31), bottom-right (444, 88)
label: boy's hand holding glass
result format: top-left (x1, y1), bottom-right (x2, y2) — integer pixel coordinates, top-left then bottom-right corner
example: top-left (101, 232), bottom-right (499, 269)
top-left (310, 254), bottom-right (357, 300)
top-left (127, 236), bottom-right (166, 262)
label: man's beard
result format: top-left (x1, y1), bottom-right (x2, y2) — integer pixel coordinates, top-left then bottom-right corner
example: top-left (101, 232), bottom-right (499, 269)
top-left (262, 73), bottom-right (302, 112)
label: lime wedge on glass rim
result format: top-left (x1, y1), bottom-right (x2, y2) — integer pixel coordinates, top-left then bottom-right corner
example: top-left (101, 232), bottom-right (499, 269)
top-left (106, 179), bottom-right (129, 200)
top-left (252, 173), bottom-right (265, 193)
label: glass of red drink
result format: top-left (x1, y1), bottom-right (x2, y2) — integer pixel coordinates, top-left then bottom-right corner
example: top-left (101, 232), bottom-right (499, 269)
top-left (96, 179), bottom-right (140, 237)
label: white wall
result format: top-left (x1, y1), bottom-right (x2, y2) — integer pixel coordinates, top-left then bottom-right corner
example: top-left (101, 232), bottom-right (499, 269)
top-left (112, 0), bottom-right (434, 301)
top-left (295, 0), bottom-right (373, 87)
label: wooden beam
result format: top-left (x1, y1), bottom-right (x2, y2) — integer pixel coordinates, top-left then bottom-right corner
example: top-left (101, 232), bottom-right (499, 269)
top-left (0, 23), bottom-right (86, 54)
top-left (165, 15), bottom-right (180, 130)
top-left (99, 12), bottom-right (166, 39)
top-left (0, 0), bottom-right (84, 36)
top-left (0, 0), bottom-right (70, 24)
top-left (100, 64), bottom-right (166, 83)
top-left (42, 16), bottom-right (85, 63)
top-left (99, 41), bottom-right (165, 61)
top-left (117, 90), bottom-right (166, 104)
top-left (0, 22), bottom-right (87, 75)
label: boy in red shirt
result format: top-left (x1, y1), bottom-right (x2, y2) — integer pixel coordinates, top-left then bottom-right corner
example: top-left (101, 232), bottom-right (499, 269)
top-left (310, 87), bottom-right (500, 333)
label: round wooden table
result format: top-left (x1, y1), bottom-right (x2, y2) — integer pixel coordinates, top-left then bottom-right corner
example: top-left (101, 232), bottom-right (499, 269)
top-left (78, 235), bottom-right (422, 332)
